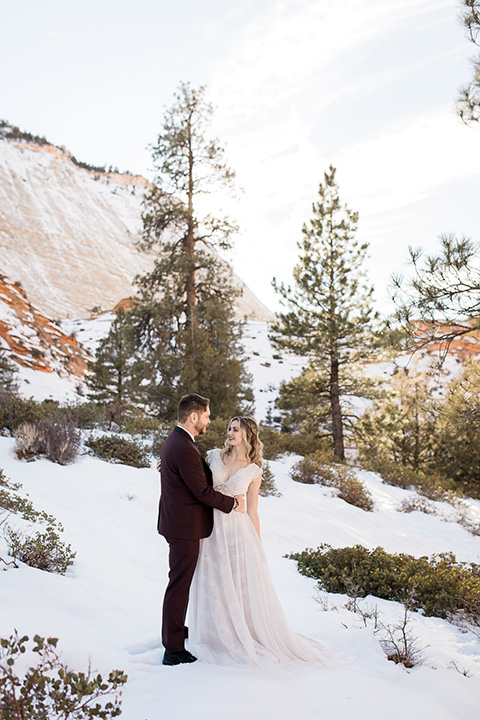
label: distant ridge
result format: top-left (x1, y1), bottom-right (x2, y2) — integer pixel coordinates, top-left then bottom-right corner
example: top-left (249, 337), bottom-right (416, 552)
top-left (0, 121), bottom-right (274, 322)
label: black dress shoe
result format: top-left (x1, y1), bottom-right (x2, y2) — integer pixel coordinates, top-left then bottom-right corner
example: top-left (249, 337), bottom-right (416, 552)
top-left (162, 649), bottom-right (197, 666)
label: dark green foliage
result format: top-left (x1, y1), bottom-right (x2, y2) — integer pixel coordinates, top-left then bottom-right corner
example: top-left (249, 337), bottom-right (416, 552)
top-left (271, 166), bottom-right (379, 459)
top-left (0, 632), bottom-right (127, 719)
top-left (259, 425), bottom-right (329, 460)
top-left (0, 471), bottom-right (57, 526)
top-left (0, 348), bottom-right (18, 394)
top-left (4, 525), bottom-right (76, 575)
top-left (431, 358), bottom-right (480, 494)
top-left (86, 434), bottom-right (150, 468)
top-left (86, 307), bottom-right (137, 417)
top-left (61, 401), bottom-right (106, 429)
top-left (287, 544), bottom-right (480, 622)
top-left (356, 360), bottom-right (480, 498)
top-left (0, 392), bottom-right (52, 434)
top-left (259, 461), bottom-right (281, 497)
top-left (291, 452), bottom-right (374, 511)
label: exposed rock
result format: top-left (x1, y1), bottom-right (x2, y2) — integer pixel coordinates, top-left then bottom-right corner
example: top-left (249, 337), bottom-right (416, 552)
top-left (0, 275), bottom-right (90, 377)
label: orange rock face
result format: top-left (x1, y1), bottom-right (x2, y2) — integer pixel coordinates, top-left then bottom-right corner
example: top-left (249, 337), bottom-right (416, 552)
top-left (0, 276), bottom-right (90, 377)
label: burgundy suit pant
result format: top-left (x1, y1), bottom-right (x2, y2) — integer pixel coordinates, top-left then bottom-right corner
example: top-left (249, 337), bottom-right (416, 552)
top-left (162, 538), bottom-right (200, 652)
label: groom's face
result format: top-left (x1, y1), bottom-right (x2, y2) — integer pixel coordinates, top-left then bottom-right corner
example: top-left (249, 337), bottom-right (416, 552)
top-left (194, 406), bottom-right (211, 435)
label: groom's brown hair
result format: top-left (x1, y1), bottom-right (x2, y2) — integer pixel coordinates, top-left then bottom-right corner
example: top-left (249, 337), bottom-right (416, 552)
top-left (177, 393), bottom-right (210, 422)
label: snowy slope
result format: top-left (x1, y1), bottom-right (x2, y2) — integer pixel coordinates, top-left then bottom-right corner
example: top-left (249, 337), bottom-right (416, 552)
top-left (0, 441), bottom-right (479, 720)
top-left (0, 135), bottom-right (273, 322)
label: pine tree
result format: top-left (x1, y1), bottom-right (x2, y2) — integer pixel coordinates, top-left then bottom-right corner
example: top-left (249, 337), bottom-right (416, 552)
top-left (457, 0), bottom-right (480, 124)
top-left (391, 234), bottom-right (480, 358)
top-left (433, 358), bottom-right (480, 491)
top-left (131, 82), bottom-right (253, 419)
top-left (0, 346), bottom-right (18, 394)
top-left (85, 307), bottom-right (136, 420)
top-left (355, 368), bottom-right (438, 471)
top-left (270, 166), bottom-right (378, 459)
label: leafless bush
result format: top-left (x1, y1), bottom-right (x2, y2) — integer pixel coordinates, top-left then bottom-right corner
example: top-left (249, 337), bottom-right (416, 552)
top-left (376, 606), bottom-right (426, 668)
top-left (13, 419), bottom-right (81, 465)
top-left (43, 419), bottom-right (81, 465)
top-left (14, 422), bottom-right (45, 459)
top-left (448, 660), bottom-right (472, 677)
top-left (343, 584), bottom-right (380, 629)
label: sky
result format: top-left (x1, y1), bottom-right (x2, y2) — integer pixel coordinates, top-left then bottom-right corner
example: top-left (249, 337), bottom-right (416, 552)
top-left (1, 0), bottom-right (479, 312)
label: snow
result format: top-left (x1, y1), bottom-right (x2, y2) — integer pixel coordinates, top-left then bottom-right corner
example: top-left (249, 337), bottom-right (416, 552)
top-left (1, 322), bottom-right (480, 719)
top-left (1, 447), bottom-right (480, 718)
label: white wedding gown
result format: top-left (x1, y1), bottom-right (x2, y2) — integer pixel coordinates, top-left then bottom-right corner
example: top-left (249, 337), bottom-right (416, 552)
top-left (188, 449), bottom-right (333, 667)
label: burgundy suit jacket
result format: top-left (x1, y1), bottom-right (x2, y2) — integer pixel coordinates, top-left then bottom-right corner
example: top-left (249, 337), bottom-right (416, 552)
top-left (157, 426), bottom-right (234, 540)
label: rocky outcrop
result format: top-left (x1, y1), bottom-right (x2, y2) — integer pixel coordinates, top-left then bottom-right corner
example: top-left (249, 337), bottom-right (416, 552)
top-left (0, 275), bottom-right (90, 376)
top-left (0, 129), bottom-right (273, 322)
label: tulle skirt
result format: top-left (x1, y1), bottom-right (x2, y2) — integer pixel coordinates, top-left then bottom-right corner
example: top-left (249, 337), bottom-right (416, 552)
top-left (188, 508), bottom-right (333, 667)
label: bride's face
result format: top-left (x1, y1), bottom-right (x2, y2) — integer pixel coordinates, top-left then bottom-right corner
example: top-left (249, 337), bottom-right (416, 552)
top-left (227, 421), bottom-right (245, 449)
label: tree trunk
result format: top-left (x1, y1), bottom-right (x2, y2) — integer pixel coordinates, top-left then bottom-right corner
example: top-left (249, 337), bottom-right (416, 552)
top-left (185, 121), bottom-right (196, 360)
top-left (330, 356), bottom-right (345, 460)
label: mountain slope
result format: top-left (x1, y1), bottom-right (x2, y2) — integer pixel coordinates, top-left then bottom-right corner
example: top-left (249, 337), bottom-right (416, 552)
top-left (0, 126), bottom-right (273, 321)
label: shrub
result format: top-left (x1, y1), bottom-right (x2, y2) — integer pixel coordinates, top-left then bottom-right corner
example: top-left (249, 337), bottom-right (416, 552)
top-left (0, 470), bottom-right (57, 525)
top-left (378, 607), bottom-right (425, 668)
top-left (13, 419), bottom-right (81, 465)
top-left (86, 434), bottom-right (150, 468)
top-left (63, 401), bottom-right (106, 429)
top-left (399, 496), bottom-right (437, 515)
top-left (0, 632), bottom-right (127, 719)
top-left (43, 419), bottom-right (82, 465)
top-left (4, 525), bottom-right (76, 574)
top-left (0, 392), bottom-right (49, 434)
top-left (260, 425), bottom-right (329, 460)
top-left (287, 544), bottom-right (480, 624)
top-left (14, 421), bottom-right (46, 459)
top-left (121, 411), bottom-right (165, 438)
top-left (291, 452), bottom-right (374, 511)
top-left (362, 457), bottom-right (457, 501)
top-left (259, 461), bottom-right (281, 497)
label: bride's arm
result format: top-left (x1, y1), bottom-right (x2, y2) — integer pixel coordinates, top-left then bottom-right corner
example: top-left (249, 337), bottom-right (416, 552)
top-left (246, 474), bottom-right (262, 538)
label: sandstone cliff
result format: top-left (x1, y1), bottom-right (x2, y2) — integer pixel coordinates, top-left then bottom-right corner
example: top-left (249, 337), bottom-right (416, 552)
top-left (0, 126), bottom-right (273, 322)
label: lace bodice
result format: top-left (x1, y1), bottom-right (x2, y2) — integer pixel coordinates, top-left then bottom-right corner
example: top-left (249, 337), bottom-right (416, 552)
top-left (206, 448), bottom-right (261, 497)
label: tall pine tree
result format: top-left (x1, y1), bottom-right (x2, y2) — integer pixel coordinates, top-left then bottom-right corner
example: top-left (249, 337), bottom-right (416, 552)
top-left (131, 82), bottom-right (253, 419)
top-left (270, 166), bottom-right (378, 459)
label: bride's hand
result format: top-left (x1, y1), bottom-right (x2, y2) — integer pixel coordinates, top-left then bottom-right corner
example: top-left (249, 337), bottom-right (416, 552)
top-left (234, 495), bottom-right (245, 513)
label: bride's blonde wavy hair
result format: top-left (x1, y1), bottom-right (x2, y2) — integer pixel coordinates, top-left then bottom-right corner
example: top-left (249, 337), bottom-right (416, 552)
top-left (221, 416), bottom-right (264, 468)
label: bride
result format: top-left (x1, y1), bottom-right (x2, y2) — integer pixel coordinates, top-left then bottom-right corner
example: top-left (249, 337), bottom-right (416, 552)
top-left (188, 416), bottom-right (332, 667)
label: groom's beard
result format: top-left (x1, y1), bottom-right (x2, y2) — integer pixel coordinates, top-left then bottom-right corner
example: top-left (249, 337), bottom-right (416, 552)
top-left (195, 420), bottom-right (208, 435)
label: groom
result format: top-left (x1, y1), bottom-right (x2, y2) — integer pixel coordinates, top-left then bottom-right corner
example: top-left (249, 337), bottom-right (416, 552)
top-left (157, 392), bottom-right (245, 666)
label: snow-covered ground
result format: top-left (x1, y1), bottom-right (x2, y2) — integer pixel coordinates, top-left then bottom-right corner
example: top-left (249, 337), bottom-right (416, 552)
top-left (2, 320), bottom-right (480, 719)
top-left (1, 441), bottom-right (480, 719)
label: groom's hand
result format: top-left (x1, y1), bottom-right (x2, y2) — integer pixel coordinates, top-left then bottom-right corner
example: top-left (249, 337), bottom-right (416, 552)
top-left (233, 495), bottom-right (245, 513)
